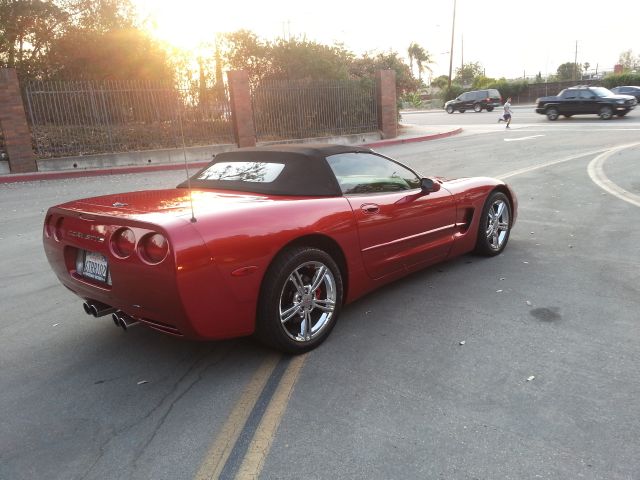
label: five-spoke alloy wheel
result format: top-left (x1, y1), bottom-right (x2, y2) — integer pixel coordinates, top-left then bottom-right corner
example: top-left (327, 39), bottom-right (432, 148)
top-left (256, 247), bottom-right (343, 353)
top-left (475, 191), bottom-right (512, 256)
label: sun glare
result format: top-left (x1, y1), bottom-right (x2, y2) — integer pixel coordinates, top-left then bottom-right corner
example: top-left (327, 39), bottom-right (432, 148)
top-left (137, 0), bottom-right (232, 51)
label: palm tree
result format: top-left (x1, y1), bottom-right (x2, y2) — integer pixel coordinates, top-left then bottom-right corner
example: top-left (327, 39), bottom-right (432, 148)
top-left (407, 43), bottom-right (432, 83)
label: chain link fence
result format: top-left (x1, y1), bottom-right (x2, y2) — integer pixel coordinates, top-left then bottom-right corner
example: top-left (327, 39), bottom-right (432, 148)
top-left (251, 78), bottom-right (378, 142)
top-left (24, 80), bottom-right (234, 158)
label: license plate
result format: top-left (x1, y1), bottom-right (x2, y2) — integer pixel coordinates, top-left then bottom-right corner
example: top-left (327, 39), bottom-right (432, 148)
top-left (82, 251), bottom-right (109, 283)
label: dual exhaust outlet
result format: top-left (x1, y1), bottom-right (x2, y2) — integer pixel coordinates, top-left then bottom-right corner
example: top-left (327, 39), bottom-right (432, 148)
top-left (82, 300), bottom-right (139, 331)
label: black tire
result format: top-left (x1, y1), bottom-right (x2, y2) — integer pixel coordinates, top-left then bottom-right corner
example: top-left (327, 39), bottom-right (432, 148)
top-left (546, 107), bottom-right (559, 121)
top-left (255, 247), bottom-right (343, 354)
top-left (473, 103), bottom-right (482, 112)
top-left (474, 191), bottom-right (512, 257)
top-left (599, 106), bottom-right (613, 120)
top-left (487, 106), bottom-right (494, 112)
top-left (563, 114), bottom-right (573, 118)
top-left (459, 109), bottom-right (466, 113)
top-left (616, 112), bottom-right (627, 117)
top-left (446, 105), bottom-right (454, 114)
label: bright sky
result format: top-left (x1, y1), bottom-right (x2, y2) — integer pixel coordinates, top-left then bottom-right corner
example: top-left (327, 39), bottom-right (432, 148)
top-left (134, 0), bottom-right (640, 80)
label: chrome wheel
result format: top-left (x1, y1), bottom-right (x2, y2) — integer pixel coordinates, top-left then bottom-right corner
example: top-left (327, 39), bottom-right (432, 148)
top-left (485, 198), bottom-right (510, 251)
top-left (279, 260), bottom-right (337, 343)
top-left (473, 103), bottom-right (482, 112)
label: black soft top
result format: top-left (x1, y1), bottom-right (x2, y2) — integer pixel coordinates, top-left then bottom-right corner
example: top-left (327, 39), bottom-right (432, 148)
top-left (178, 143), bottom-right (374, 196)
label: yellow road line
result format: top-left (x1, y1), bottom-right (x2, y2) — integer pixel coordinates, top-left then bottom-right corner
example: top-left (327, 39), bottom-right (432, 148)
top-left (194, 353), bottom-right (280, 480)
top-left (235, 354), bottom-right (307, 480)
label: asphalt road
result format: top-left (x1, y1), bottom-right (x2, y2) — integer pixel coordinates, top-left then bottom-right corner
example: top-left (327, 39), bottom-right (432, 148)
top-left (1, 107), bottom-right (640, 480)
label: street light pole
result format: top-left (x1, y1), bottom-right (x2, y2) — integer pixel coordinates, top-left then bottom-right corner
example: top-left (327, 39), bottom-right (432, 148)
top-left (448, 0), bottom-right (457, 88)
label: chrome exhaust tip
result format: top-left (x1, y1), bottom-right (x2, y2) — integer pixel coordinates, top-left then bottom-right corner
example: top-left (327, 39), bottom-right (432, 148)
top-left (83, 300), bottom-right (116, 318)
top-left (111, 312), bottom-right (139, 331)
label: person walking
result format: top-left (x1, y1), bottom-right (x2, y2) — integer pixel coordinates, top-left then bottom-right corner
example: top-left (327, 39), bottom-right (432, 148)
top-left (498, 97), bottom-right (513, 128)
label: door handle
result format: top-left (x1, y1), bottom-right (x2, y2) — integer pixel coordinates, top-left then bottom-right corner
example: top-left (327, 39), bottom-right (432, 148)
top-left (361, 203), bottom-right (380, 215)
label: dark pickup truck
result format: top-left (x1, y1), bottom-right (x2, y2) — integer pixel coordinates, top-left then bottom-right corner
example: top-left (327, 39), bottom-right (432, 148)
top-left (535, 85), bottom-right (636, 120)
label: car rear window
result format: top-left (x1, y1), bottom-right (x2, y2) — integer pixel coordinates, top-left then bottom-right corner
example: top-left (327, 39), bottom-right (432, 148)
top-left (195, 161), bottom-right (285, 183)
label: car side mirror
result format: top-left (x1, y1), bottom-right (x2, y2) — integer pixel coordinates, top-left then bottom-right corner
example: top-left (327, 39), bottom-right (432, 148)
top-left (420, 178), bottom-right (441, 194)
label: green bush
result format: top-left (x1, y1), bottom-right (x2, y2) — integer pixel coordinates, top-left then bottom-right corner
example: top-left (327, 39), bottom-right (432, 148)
top-left (601, 73), bottom-right (640, 88)
top-left (440, 85), bottom-right (465, 102)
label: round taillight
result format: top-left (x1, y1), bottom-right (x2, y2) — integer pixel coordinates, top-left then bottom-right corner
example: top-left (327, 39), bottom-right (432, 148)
top-left (111, 228), bottom-right (136, 258)
top-left (138, 233), bottom-right (168, 264)
top-left (44, 215), bottom-right (53, 238)
top-left (54, 217), bottom-right (64, 241)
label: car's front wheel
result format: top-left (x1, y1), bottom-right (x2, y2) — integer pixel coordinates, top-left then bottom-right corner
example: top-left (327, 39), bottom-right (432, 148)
top-left (256, 247), bottom-right (343, 354)
top-left (546, 107), bottom-right (559, 121)
top-left (599, 106), bottom-right (613, 120)
top-left (474, 191), bottom-right (512, 256)
top-left (446, 105), bottom-right (454, 114)
top-left (473, 103), bottom-right (482, 112)
top-left (487, 106), bottom-right (494, 112)
top-left (459, 109), bottom-right (466, 113)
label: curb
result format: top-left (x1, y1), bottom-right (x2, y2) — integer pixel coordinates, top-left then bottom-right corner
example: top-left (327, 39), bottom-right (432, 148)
top-left (365, 127), bottom-right (462, 148)
top-left (0, 128), bottom-right (463, 184)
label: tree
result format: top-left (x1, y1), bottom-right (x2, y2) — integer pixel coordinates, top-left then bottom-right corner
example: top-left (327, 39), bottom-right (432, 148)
top-left (454, 62), bottom-right (483, 86)
top-left (0, 0), bottom-right (68, 80)
top-left (556, 62), bottom-right (579, 81)
top-left (431, 75), bottom-right (449, 89)
top-left (407, 42), bottom-right (432, 83)
top-left (351, 51), bottom-right (419, 96)
top-left (47, 27), bottom-right (174, 81)
top-left (618, 50), bottom-right (640, 72)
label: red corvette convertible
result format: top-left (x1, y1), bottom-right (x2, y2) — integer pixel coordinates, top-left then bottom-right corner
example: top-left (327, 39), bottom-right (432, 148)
top-left (43, 144), bottom-right (517, 353)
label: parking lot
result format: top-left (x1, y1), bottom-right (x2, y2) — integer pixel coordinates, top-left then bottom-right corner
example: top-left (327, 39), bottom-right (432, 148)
top-left (1, 107), bottom-right (640, 479)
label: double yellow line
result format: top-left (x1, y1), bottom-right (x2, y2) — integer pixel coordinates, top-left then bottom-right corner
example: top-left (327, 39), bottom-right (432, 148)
top-left (194, 353), bottom-right (307, 480)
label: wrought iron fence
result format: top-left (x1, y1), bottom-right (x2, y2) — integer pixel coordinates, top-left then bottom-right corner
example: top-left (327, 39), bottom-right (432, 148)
top-left (251, 78), bottom-right (378, 142)
top-left (24, 80), bottom-right (234, 158)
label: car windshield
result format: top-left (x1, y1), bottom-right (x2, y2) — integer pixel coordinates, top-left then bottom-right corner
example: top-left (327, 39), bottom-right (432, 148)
top-left (591, 87), bottom-right (613, 97)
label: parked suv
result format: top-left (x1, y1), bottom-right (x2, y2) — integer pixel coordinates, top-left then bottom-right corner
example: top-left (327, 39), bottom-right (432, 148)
top-left (610, 85), bottom-right (640, 102)
top-left (444, 89), bottom-right (502, 113)
top-left (535, 85), bottom-right (636, 120)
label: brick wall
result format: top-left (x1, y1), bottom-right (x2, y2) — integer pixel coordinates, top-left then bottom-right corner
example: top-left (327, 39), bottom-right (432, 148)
top-left (0, 69), bottom-right (36, 173)
top-left (376, 70), bottom-right (397, 139)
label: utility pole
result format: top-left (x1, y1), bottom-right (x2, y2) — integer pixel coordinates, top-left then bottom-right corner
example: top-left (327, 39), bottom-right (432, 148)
top-left (574, 40), bottom-right (578, 81)
top-left (448, 0), bottom-right (456, 88)
top-left (461, 34), bottom-right (464, 73)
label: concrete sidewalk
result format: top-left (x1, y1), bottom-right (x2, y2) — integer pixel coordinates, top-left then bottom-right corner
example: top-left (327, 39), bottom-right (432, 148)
top-left (0, 124), bottom-right (461, 184)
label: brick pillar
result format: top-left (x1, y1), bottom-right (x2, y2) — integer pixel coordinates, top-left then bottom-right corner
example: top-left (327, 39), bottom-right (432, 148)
top-left (0, 68), bottom-right (36, 173)
top-left (227, 70), bottom-right (256, 148)
top-left (376, 70), bottom-right (397, 139)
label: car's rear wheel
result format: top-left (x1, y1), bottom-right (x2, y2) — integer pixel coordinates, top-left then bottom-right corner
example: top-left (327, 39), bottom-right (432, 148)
top-left (564, 114), bottom-right (573, 118)
top-left (599, 106), bottom-right (613, 120)
top-left (546, 107), bottom-right (559, 121)
top-left (487, 106), bottom-right (494, 112)
top-left (617, 112), bottom-right (628, 117)
top-left (256, 247), bottom-right (343, 354)
top-left (446, 105), bottom-right (454, 114)
top-left (459, 109), bottom-right (466, 113)
top-left (473, 103), bottom-right (482, 112)
top-left (474, 191), bottom-right (512, 256)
